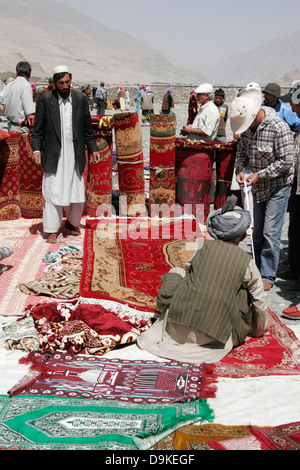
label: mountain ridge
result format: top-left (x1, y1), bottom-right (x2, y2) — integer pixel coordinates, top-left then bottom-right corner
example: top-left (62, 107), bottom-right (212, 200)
top-left (0, 0), bottom-right (206, 84)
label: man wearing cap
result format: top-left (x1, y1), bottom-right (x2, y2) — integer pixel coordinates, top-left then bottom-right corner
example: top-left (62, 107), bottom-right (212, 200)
top-left (262, 82), bottom-right (300, 132)
top-left (230, 88), bottom-right (294, 291)
top-left (181, 83), bottom-right (220, 141)
top-left (31, 66), bottom-right (100, 244)
top-left (137, 196), bottom-right (267, 363)
top-left (278, 81), bottom-right (300, 293)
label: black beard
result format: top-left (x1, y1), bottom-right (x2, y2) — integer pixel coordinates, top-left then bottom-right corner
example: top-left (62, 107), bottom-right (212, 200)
top-left (58, 89), bottom-right (71, 99)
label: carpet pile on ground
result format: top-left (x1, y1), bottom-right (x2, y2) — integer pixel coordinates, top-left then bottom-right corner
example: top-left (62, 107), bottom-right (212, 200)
top-left (0, 215), bottom-right (300, 452)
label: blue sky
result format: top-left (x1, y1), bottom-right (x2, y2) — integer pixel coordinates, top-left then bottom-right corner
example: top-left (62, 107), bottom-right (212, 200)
top-left (56, 0), bottom-right (300, 70)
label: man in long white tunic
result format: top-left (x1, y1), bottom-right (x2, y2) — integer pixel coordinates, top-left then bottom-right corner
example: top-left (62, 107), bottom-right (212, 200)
top-left (32, 66), bottom-right (100, 243)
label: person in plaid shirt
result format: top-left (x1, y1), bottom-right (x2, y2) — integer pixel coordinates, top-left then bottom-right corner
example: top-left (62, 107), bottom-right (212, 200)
top-left (230, 88), bottom-right (294, 291)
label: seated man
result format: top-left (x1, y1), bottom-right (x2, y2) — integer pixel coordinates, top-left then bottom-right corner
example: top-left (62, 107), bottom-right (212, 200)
top-left (137, 196), bottom-right (268, 363)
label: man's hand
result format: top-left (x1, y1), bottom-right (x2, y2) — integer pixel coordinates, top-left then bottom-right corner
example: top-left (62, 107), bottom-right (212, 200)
top-left (182, 125), bottom-right (193, 134)
top-left (34, 151), bottom-right (42, 165)
top-left (236, 171), bottom-right (259, 187)
top-left (180, 125), bottom-right (190, 136)
top-left (236, 171), bottom-right (245, 186)
top-left (92, 151), bottom-right (101, 163)
top-left (245, 172), bottom-right (259, 186)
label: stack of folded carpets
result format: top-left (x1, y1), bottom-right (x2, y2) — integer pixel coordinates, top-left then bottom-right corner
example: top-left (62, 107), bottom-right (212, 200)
top-left (149, 114), bottom-right (176, 216)
top-left (86, 115), bottom-right (113, 216)
top-left (114, 112), bottom-right (146, 216)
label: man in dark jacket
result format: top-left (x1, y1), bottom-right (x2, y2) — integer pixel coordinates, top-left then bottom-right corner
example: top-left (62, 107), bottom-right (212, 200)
top-left (31, 65), bottom-right (100, 243)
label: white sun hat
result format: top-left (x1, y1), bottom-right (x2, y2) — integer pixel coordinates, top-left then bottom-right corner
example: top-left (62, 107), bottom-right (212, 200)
top-left (52, 65), bottom-right (69, 76)
top-left (245, 82), bottom-right (261, 92)
top-left (229, 88), bottom-right (263, 135)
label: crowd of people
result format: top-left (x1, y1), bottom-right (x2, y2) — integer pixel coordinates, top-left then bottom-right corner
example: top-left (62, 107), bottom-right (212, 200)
top-left (1, 59), bottom-right (300, 362)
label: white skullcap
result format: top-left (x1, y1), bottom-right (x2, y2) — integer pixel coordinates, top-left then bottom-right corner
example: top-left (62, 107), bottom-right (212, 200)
top-left (52, 65), bottom-right (69, 76)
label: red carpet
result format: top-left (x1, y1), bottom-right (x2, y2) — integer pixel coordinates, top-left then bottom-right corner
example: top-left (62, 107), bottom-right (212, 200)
top-left (215, 309), bottom-right (300, 377)
top-left (80, 217), bottom-right (207, 312)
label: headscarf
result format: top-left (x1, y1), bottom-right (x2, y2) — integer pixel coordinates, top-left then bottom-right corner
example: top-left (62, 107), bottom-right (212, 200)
top-left (167, 87), bottom-right (173, 94)
top-left (31, 81), bottom-right (38, 94)
top-left (206, 196), bottom-right (250, 241)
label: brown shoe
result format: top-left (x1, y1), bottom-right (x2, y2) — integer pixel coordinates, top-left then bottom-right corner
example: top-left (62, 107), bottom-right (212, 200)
top-left (46, 233), bottom-right (57, 244)
top-left (263, 281), bottom-right (273, 291)
top-left (65, 219), bottom-right (80, 236)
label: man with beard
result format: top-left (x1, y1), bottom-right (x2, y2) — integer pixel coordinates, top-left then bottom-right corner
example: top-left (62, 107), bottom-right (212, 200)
top-left (31, 65), bottom-right (100, 243)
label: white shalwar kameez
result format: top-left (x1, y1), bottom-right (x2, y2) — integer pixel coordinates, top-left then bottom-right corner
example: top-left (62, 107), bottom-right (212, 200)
top-left (42, 95), bottom-right (85, 233)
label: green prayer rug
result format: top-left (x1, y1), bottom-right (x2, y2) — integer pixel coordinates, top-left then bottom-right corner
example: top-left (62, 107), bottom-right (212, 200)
top-left (0, 395), bottom-right (214, 450)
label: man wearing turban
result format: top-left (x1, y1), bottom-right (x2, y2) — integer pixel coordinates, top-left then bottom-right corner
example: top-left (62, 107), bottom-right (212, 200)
top-left (137, 196), bottom-right (268, 363)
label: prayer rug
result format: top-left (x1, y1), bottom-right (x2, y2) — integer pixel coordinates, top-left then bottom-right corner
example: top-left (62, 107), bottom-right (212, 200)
top-left (10, 350), bottom-right (217, 402)
top-left (0, 394), bottom-right (214, 450)
top-left (0, 218), bottom-right (59, 317)
top-left (214, 143), bottom-right (237, 210)
top-left (113, 112), bottom-right (146, 216)
top-left (152, 423), bottom-right (255, 450)
top-left (24, 300), bottom-right (152, 355)
top-left (18, 134), bottom-right (43, 219)
top-left (0, 316), bottom-right (40, 352)
top-left (18, 252), bottom-right (83, 300)
top-left (86, 116), bottom-right (113, 216)
top-left (149, 114), bottom-right (176, 216)
top-left (250, 422), bottom-right (300, 450)
top-left (207, 434), bottom-right (265, 450)
top-left (175, 138), bottom-right (214, 224)
top-left (214, 310), bottom-right (300, 378)
top-left (0, 132), bottom-right (22, 220)
top-left (80, 217), bottom-right (206, 312)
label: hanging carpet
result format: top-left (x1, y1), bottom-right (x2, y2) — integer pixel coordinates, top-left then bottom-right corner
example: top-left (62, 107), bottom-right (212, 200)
top-left (18, 133), bottom-right (43, 219)
top-left (175, 138), bottom-right (214, 224)
top-left (214, 143), bottom-right (237, 210)
top-left (0, 132), bottom-right (22, 220)
top-left (9, 350), bottom-right (217, 402)
top-left (0, 394), bottom-right (214, 450)
top-left (80, 217), bottom-right (207, 312)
